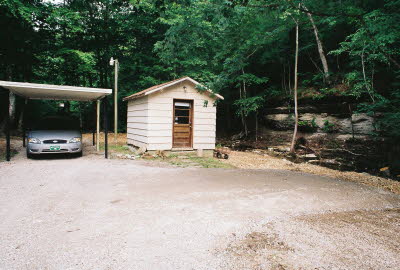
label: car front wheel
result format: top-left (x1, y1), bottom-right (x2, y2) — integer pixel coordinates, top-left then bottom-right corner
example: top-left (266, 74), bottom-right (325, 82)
top-left (26, 149), bottom-right (33, 159)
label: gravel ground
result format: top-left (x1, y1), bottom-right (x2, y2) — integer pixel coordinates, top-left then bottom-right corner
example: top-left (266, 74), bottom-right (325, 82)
top-left (0, 141), bottom-right (400, 269)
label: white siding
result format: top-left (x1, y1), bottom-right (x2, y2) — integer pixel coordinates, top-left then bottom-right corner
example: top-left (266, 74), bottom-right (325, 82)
top-left (127, 96), bottom-right (148, 146)
top-left (126, 81), bottom-right (218, 150)
top-left (127, 139), bottom-right (147, 148)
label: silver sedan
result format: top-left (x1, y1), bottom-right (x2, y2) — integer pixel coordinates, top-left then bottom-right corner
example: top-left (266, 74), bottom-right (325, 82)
top-left (27, 117), bottom-right (83, 158)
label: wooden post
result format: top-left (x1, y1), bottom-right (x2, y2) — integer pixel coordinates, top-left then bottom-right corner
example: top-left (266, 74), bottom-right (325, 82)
top-left (103, 97), bottom-right (108, 159)
top-left (96, 100), bottom-right (100, 152)
top-left (114, 60), bottom-right (118, 142)
top-left (92, 101), bottom-right (96, 146)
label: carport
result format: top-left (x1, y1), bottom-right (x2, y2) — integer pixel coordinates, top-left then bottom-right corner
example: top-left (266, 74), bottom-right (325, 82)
top-left (0, 81), bottom-right (112, 161)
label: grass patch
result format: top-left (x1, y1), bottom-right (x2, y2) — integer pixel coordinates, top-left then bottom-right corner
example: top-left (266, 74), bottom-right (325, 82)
top-left (168, 160), bottom-right (189, 167)
top-left (99, 143), bottom-right (132, 155)
top-left (187, 156), bottom-right (234, 168)
top-left (157, 154), bottom-right (235, 169)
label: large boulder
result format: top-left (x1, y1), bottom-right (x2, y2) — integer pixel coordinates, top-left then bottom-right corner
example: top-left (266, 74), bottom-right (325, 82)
top-left (263, 114), bottom-right (295, 130)
top-left (263, 111), bottom-right (375, 135)
top-left (352, 113), bottom-right (375, 134)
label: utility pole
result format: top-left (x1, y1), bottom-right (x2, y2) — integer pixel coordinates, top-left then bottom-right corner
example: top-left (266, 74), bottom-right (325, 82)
top-left (110, 57), bottom-right (119, 141)
top-left (290, 11), bottom-right (299, 154)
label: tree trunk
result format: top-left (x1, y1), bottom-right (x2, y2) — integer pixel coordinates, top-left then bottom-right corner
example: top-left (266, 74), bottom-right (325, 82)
top-left (282, 63), bottom-right (287, 94)
top-left (304, 4), bottom-right (330, 84)
top-left (239, 84), bottom-right (248, 137)
top-left (361, 42), bottom-right (375, 103)
top-left (255, 112), bottom-right (258, 142)
top-left (290, 19), bottom-right (299, 154)
top-left (65, 101), bottom-right (71, 114)
top-left (241, 68), bottom-right (248, 136)
top-left (288, 60), bottom-right (292, 95)
top-left (79, 103), bottom-right (83, 129)
top-left (348, 103), bottom-right (355, 139)
top-left (4, 66), bottom-right (16, 129)
top-left (18, 99), bottom-right (28, 132)
top-left (8, 92), bottom-right (16, 129)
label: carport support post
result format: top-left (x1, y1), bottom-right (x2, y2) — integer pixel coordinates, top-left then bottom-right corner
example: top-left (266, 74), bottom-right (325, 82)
top-left (96, 100), bottom-right (100, 152)
top-left (103, 97), bottom-right (108, 159)
top-left (92, 101), bottom-right (96, 146)
top-left (6, 89), bottom-right (11, 161)
top-left (22, 99), bottom-right (27, 147)
top-left (114, 59), bottom-right (118, 142)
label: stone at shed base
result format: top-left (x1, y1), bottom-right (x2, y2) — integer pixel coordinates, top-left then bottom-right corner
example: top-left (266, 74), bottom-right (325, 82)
top-left (128, 145), bottom-right (137, 153)
top-left (111, 153), bottom-right (136, 160)
top-left (142, 149), bottom-right (214, 158)
top-left (137, 145), bottom-right (147, 155)
top-left (197, 149), bottom-right (204, 157)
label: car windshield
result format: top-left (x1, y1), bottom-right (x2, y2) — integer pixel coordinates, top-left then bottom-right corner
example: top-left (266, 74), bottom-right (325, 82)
top-left (34, 117), bottom-right (80, 130)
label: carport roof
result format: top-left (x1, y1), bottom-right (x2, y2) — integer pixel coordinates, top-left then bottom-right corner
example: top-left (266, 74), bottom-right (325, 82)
top-left (0, 81), bottom-right (112, 101)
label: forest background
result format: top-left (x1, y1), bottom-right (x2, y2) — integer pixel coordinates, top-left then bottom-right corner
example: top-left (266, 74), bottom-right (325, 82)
top-left (1, 0), bottom-right (399, 142)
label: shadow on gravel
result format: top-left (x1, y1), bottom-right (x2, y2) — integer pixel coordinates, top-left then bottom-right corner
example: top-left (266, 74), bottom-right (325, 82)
top-left (27, 153), bottom-right (83, 160)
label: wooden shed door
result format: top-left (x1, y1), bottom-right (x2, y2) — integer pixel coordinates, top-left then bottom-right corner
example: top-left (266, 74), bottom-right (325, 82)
top-left (173, 100), bottom-right (193, 148)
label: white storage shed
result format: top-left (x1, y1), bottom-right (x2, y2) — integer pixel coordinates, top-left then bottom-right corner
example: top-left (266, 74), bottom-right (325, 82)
top-left (123, 77), bottom-right (223, 151)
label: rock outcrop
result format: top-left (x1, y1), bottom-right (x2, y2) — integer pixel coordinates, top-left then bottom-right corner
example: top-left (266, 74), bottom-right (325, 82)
top-left (263, 105), bottom-right (375, 135)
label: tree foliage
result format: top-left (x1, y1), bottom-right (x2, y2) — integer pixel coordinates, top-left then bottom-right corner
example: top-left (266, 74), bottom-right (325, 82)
top-left (0, 0), bottom-right (399, 138)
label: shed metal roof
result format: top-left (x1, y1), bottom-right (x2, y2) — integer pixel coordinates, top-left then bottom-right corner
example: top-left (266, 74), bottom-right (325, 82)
top-left (123, 76), bottom-right (224, 101)
top-left (0, 81), bottom-right (112, 101)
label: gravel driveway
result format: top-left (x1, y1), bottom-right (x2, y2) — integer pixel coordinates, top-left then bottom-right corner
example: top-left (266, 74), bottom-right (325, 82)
top-left (0, 147), bottom-right (399, 269)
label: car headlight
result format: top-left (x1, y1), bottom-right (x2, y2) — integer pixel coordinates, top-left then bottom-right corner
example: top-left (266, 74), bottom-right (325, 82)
top-left (28, 138), bottom-right (41, 144)
top-left (69, 137), bottom-right (81, 143)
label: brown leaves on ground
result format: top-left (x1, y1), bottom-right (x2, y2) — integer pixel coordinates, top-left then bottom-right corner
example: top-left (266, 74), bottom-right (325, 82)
top-left (82, 132), bottom-right (127, 146)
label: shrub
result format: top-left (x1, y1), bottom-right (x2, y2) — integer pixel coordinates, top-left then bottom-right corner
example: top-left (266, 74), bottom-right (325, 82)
top-left (323, 120), bottom-right (336, 133)
top-left (298, 117), bottom-right (318, 133)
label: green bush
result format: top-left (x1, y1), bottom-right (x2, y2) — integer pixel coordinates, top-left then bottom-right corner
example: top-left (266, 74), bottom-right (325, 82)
top-left (298, 117), bottom-right (318, 133)
top-left (323, 120), bottom-right (336, 133)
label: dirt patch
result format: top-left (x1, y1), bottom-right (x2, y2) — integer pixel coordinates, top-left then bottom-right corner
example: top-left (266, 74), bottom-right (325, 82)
top-left (222, 151), bottom-right (400, 195)
top-left (297, 208), bottom-right (400, 252)
top-left (0, 137), bottom-right (21, 161)
top-left (226, 227), bottom-right (294, 270)
top-left (225, 208), bottom-right (400, 270)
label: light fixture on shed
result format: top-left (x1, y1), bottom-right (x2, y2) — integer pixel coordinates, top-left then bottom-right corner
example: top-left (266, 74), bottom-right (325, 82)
top-left (183, 86), bottom-right (187, 92)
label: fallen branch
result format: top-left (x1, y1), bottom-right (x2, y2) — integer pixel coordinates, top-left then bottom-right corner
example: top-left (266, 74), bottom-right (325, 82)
top-left (323, 148), bottom-right (363, 156)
